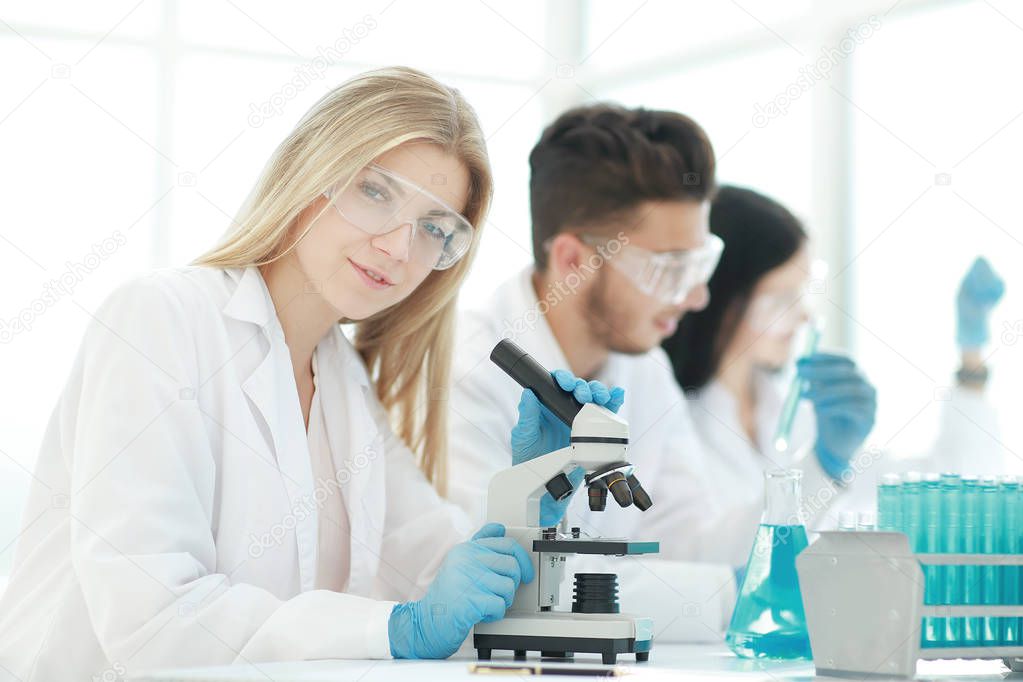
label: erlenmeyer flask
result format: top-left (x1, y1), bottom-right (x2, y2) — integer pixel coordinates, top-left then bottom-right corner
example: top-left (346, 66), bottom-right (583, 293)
top-left (725, 469), bottom-right (812, 660)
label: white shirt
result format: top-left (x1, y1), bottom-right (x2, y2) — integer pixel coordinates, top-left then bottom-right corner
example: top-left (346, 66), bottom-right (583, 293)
top-left (308, 348), bottom-right (351, 592)
top-left (447, 268), bottom-right (739, 642)
top-left (0, 266), bottom-right (471, 681)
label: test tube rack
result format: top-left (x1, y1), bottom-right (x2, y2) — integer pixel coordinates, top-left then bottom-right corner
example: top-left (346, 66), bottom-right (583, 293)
top-left (796, 530), bottom-right (1023, 678)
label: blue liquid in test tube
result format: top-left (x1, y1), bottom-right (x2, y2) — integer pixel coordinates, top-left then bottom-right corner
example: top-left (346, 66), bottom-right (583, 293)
top-left (980, 476), bottom-right (1000, 645)
top-left (961, 475), bottom-right (982, 646)
top-left (877, 473), bottom-right (902, 531)
top-left (1000, 475), bottom-right (1020, 645)
top-left (939, 473), bottom-right (962, 645)
top-left (921, 473), bottom-right (942, 647)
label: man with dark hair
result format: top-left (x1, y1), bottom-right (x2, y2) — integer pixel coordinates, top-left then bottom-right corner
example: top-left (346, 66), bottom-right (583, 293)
top-left (446, 104), bottom-right (758, 641)
top-left (526, 105), bottom-right (717, 356)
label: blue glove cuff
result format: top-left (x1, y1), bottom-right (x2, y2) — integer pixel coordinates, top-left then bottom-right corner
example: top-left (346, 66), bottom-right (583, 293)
top-left (388, 602), bottom-right (421, 659)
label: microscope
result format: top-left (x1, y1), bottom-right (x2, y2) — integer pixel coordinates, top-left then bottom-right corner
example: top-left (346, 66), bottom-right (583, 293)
top-left (472, 340), bottom-right (659, 665)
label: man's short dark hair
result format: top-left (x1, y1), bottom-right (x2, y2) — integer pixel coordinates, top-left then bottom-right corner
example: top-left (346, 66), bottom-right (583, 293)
top-left (529, 104), bottom-right (716, 270)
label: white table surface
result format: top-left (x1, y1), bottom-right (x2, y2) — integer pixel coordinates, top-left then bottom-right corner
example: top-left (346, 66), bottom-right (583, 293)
top-left (130, 643), bottom-right (1014, 681)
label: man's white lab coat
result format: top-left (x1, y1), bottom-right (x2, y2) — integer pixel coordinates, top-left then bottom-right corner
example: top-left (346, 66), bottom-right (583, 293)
top-left (447, 268), bottom-right (739, 642)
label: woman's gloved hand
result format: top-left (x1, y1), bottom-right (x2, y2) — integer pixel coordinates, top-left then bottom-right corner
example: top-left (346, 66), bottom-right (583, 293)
top-left (388, 523), bottom-right (534, 659)
top-left (797, 353), bottom-right (877, 481)
top-left (510, 370), bottom-right (625, 525)
top-left (957, 256), bottom-right (1004, 350)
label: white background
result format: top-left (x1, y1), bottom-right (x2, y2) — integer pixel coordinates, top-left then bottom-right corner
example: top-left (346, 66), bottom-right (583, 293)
top-left (2, 0), bottom-right (1023, 578)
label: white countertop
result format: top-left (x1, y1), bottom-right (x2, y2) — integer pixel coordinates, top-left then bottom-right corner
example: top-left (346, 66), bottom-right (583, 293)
top-left (130, 643), bottom-right (1014, 681)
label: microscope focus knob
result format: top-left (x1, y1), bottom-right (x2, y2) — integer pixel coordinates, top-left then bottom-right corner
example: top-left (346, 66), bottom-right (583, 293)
top-left (545, 472), bottom-right (575, 502)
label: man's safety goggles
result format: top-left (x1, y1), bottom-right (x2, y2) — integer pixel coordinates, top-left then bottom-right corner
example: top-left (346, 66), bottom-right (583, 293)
top-left (581, 233), bottom-right (724, 306)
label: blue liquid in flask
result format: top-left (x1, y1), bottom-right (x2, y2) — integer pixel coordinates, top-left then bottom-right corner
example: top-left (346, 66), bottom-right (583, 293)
top-left (726, 470), bottom-right (812, 660)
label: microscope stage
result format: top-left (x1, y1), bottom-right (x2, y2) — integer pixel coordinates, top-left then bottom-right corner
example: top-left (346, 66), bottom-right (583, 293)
top-left (531, 538), bottom-right (659, 555)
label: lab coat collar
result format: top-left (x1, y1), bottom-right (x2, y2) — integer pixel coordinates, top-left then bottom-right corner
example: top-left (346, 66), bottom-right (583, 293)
top-left (222, 266), bottom-right (280, 335)
top-left (222, 266), bottom-right (370, 388)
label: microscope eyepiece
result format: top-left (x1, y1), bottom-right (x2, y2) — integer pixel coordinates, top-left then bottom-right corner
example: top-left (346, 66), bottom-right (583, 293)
top-left (490, 339), bottom-right (584, 427)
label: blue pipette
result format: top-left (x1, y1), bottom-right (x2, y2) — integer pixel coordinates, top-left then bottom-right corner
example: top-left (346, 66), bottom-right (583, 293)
top-left (773, 320), bottom-right (823, 452)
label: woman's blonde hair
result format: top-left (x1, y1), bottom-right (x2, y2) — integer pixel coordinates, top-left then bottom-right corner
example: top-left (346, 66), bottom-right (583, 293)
top-left (194, 66), bottom-right (492, 495)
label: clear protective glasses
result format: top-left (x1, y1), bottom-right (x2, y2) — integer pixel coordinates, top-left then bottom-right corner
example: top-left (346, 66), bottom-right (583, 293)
top-left (580, 233), bottom-right (724, 306)
top-left (746, 260), bottom-right (829, 337)
top-left (324, 163), bottom-right (474, 270)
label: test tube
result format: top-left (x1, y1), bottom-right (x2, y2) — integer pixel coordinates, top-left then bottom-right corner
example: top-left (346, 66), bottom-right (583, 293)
top-left (773, 320), bottom-right (823, 452)
top-left (1000, 475), bottom-right (1020, 645)
top-left (939, 473), bottom-right (962, 645)
top-left (1018, 480), bottom-right (1023, 645)
top-left (961, 475), bottom-right (981, 645)
top-left (921, 473), bottom-right (942, 647)
top-left (980, 476), bottom-right (1001, 645)
top-left (877, 473), bottom-right (902, 531)
top-left (902, 472), bottom-right (922, 552)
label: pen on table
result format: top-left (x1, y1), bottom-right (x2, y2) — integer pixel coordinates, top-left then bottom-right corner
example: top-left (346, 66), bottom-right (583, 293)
top-left (469, 662), bottom-right (624, 676)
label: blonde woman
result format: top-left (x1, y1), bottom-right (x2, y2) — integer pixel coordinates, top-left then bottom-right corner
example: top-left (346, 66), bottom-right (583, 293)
top-left (0, 67), bottom-right (619, 679)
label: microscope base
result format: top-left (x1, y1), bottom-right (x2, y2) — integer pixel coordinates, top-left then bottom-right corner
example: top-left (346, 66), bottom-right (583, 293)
top-left (473, 613), bottom-right (652, 665)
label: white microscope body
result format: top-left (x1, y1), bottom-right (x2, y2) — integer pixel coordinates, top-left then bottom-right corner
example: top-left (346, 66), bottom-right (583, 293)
top-left (472, 340), bottom-right (659, 665)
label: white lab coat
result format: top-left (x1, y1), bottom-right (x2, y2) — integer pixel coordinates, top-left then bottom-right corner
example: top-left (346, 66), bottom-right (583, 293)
top-left (0, 266), bottom-right (471, 681)
top-left (447, 268), bottom-right (738, 642)
top-left (913, 386), bottom-right (1008, 475)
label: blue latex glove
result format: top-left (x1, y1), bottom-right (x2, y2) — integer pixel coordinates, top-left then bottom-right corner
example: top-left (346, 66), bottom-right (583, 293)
top-left (510, 370), bottom-right (625, 526)
top-left (797, 353), bottom-right (877, 481)
top-left (388, 523), bottom-right (534, 659)
top-left (957, 257), bottom-right (1004, 349)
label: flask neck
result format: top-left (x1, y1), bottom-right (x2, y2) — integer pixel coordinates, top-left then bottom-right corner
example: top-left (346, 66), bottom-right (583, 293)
top-left (763, 470), bottom-right (804, 526)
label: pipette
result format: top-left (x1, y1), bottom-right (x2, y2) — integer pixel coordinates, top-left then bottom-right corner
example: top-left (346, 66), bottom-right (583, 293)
top-left (773, 319), bottom-right (823, 452)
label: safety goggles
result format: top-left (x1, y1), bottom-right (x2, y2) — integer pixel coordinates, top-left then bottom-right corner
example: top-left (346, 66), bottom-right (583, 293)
top-left (324, 163), bottom-right (474, 270)
top-left (747, 260), bottom-right (829, 337)
top-left (580, 233), bottom-right (724, 306)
